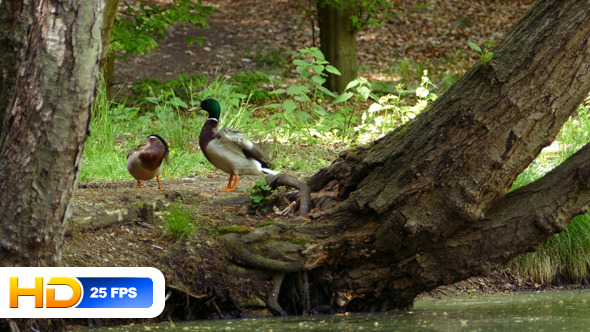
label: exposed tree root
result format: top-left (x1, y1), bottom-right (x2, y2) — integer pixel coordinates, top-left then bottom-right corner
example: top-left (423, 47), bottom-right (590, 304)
top-left (281, 271), bottom-right (312, 315)
top-left (168, 284), bottom-right (209, 300)
top-left (222, 232), bottom-right (305, 272)
top-left (301, 271), bottom-right (311, 314)
top-left (208, 297), bottom-right (225, 319)
top-left (8, 320), bottom-right (19, 332)
top-left (266, 273), bottom-right (287, 316)
top-left (266, 174), bottom-right (311, 216)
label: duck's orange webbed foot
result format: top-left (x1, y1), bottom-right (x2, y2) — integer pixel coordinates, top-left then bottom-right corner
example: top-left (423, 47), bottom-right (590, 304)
top-left (220, 175), bottom-right (239, 192)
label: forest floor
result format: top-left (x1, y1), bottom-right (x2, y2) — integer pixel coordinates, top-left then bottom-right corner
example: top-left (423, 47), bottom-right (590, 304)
top-left (63, 0), bottom-right (572, 328)
top-left (113, 0), bottom-right (535, 92)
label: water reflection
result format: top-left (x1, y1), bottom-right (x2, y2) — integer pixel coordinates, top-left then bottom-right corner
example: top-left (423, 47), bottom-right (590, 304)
top-left (79, 289), bottom-right (590, 331)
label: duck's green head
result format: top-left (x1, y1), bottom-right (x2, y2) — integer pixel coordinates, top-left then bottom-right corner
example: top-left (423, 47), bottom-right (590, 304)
top-left (200, 98), bottom-right (221, 120)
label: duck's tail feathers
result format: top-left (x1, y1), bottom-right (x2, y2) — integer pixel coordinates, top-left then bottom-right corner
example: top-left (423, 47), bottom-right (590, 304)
top-left (262, 168), bottom-right (279, 175)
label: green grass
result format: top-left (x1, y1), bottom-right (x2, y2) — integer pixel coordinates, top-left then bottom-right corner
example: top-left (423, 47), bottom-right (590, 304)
top-left (164, 204), bottom-right (196, 241)
top-left (507, 215), bottom-right (590, 284)
top-left (79, 85), bottom-right (132, 182)
top-left (231, 70), bottom-right (274, 103)
top-left (79, 76), bottom-right (243, 183)
top-left (78, 145), bottom-right (128, 182)
top-left (81, 48), bottom-right (447, 184)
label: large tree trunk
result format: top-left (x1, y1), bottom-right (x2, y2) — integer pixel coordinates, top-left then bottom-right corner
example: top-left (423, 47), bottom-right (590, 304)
top-left (317, 1), bottom-right (359, 93)
top-left (222, 0), bottom-right (590, 313)
top-left (0, 0), bottom-right (103, 330)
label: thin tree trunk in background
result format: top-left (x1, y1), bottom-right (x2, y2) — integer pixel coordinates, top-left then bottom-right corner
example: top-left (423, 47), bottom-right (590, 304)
top-left (0, 0), bottom-right (103, 329)
top-left (317, 1), bottom-right (359, 93)
top-left (101, 0), bottom-right (121, 100)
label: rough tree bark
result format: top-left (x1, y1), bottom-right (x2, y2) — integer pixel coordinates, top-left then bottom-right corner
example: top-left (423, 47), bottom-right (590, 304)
top-left (0, 0), bottom-right (103, 330)
top-left (317, 1), bottom-right (359, 93)
top-left (223, 0), bottom-right (590, 313)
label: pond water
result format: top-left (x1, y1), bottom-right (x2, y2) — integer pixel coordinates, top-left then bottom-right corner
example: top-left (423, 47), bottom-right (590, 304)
top-left (82, 290), bottom-right (590, 331)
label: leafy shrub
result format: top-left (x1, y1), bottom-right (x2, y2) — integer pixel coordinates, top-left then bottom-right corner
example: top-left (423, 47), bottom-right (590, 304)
top-left (113, 0), bottom-right (214, 60)
top-left (250, 178), bottom-right (272, 209)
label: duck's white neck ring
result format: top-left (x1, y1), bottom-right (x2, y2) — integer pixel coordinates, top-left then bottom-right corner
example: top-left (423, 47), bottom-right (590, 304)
top-left (208, 118), bottom-right (219, 122)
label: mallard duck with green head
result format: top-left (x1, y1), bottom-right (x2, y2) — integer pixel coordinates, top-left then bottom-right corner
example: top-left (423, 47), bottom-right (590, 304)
top-left (199, 98), bottom-right (278, 191)
top-left (127, 134), bottom-right (169, 190)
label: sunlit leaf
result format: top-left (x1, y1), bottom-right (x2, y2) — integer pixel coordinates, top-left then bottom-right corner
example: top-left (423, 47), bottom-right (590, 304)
top-left (330, 92), bottom-right (354, 105)
top-left (468, 42), bottom-right (482, 53)
top-left (325, 65), bottom-right (341, 76)
top-left (283, 99), bottom-right (297, 113)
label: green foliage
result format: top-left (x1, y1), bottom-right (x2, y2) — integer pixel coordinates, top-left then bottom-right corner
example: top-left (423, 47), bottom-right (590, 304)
top-left (468, 40), bottom-right (495, 64)
top-left (413, 3), bottom-right (429, 10)
top-left (327, 76), bottom-right (373, 140)
top-left (165, 150), bottom-right (209, 178)
top-left (351, 71), bottom-right (437, 142)
top-left (283, 46), bottom-right (341, 101)
top-left (263, 47), bottom-right (441, 145)
top-left (250, 178), bottom-right (272, 209)
top-left (231, 71), bottom-right (273, 103)
top-left (80, 78), bottom-right (214, 183)
top-left (457, 18), bottom-right (474, 26)
top-left (142, 88), bottom-right (195, 151)
top-left (267, 47), bottom-right (341, 142)
top-left (375, 57), bottom-right (462, 95)
top-left (267, 143), bottom-right (332, 171)
top-left (79, 81), bottom-right (130, 182)
top-left (319, 0), bottom-right (393, 31)
top-left (112, 0), bottom-right (214, 60)
top-left (132, 73), bottom-right (249, 131)
top-left (164, 204), bottom-right (196, 241)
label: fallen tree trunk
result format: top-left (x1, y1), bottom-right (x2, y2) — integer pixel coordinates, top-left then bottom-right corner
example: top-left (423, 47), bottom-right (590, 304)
top-left (221, 0), bottom-right (590, 312)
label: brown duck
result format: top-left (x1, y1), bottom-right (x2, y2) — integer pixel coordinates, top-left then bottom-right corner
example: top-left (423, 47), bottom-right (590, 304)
top-left (126, 134), bottom-right (169, 189)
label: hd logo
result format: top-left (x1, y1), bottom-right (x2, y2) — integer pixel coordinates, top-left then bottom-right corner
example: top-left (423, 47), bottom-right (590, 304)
top-left (0, 267), bottom-right (165, 318)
